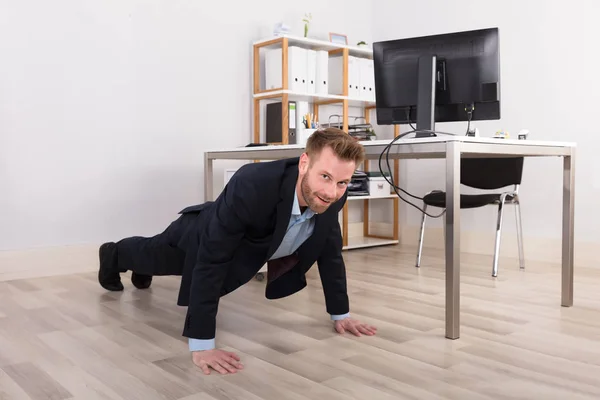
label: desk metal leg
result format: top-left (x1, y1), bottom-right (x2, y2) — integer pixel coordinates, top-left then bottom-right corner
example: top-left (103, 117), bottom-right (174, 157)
top-left (204, 153), bottom-right (213, 202)
top-left (445, 141), bottom-right (461, 339)
top-left (562, 150), bottom-right (575, 307)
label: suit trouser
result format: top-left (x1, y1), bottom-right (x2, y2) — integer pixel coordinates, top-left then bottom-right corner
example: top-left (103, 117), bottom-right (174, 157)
top-left (114, 212), bottom-right (198, 276)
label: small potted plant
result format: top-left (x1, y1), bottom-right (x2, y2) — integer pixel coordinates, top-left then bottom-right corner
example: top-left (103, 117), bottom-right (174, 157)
top-left (302, 13), bottom-right (312, 37)
top-left (366, 127), bottom-right (376, 141)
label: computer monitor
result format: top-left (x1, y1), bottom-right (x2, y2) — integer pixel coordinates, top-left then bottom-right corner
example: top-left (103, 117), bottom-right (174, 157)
top-left (373, 28), bottom-right (500, 138)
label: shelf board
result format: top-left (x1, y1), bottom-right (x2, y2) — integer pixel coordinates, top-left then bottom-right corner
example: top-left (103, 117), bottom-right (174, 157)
top-left (347, 194), bottom-right (397, 201)
top-left (343, 237), bottom-right (399, 250)
top-left (254, 89), bottom-right (375, 108)
top-left (254, 34), bottom-right (373, 58)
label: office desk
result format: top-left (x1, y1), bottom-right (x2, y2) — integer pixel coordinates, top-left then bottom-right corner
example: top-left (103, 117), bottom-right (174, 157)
top-left (204, 136), bottom-right (576, 339)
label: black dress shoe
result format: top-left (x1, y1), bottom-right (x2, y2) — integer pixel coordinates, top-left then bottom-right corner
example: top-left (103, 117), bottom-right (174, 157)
top-left (131, 272), bottom-right (152, 289)
top-left (98, 242), bottom-right (124, 291)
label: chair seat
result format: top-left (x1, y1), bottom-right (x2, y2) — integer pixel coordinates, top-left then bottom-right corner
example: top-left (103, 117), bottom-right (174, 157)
top-left (423, 191), bottom-right (513, 209)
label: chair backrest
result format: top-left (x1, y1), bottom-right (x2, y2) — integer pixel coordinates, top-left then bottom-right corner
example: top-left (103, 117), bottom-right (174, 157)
top-left (460, 157), bottom-right (524, 190)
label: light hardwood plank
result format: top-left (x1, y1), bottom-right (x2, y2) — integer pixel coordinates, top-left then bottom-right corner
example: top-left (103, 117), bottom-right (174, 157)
top-left (1, 244), bottom-right (600, 399)
top-left (1, 362), bottom-right (72, 400)
top-left (0, 367), bottom-right (32, 400)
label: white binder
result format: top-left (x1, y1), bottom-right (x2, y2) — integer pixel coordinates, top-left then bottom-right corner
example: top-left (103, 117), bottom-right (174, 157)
top-left (315, 50), bottom-right (329, 95)
top-left (359, 58), bottom-right (375, 101)
top-left (328, 55), bottom-right (361, 97)
top-left (264, 46), bottom-right (308, 93)
top-left (328, 55), bottom-right (344, 95)
top-left (265, 48), bottom-right (282, 90)
top-left (306, 49), bottom-right (317, 94)
top-left (348, 56), bottom-right (361, 99)
top-left (288, 46), bottom-right (307, 93)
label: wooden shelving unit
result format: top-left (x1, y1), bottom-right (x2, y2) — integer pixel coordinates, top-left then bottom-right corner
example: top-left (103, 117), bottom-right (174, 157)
top-left (252, 34), bottom-right (400, 250)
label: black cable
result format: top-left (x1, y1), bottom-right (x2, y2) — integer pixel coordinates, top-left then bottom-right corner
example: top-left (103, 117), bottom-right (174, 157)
top-left (465, 103), bottom-right (474, 135)
top-left (377, 128), bottom-right (454, 218)
top-left (383, 140), bottom-right (423, 201)
top-left (374, 105), bottom-right (473, 216)
top-left (405, 107), bottom-right (416, 131)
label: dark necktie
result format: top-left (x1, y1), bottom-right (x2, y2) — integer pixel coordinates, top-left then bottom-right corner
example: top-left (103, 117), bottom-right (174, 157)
top-left (267, 253), bottom-right (299, 283)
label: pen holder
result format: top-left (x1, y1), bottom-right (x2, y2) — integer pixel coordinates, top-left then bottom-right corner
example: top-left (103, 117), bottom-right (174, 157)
top-left (298, 128), bottom-right (317, 146)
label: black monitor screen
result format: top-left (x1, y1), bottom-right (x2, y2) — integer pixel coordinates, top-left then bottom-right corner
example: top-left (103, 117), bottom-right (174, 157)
top-left (373, 28), bottom-right (500, 128)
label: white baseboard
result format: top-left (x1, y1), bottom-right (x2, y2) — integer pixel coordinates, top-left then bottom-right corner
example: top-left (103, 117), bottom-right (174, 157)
top-left (349, 221), bottom-right (597, 268)
top-left (0, 244), bottom-right (99, 281)
top-left (1, 222), bottom-right (595, 281)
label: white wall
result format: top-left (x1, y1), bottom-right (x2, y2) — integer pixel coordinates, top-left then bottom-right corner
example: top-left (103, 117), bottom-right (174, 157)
top-left (0, 0), bottom-right (373, 251)
top-left (372, 0), bottom-right (600, 263)
top-left (6, 0), bottom-right (595, 267)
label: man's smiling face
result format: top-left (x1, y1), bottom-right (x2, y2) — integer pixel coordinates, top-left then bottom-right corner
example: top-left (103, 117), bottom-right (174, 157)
top-left (297, 145), bottom-right (356, 214)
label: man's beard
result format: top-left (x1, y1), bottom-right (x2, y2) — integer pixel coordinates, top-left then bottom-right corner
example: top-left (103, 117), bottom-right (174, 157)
top-left (301, 174), bottom-right (335, 214)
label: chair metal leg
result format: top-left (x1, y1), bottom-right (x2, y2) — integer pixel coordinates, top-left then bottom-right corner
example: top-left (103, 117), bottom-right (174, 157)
top-left (492, 195), bottom-right (508, 277)
top-left (416, 205), bottom-right (428, 268)
top-left (515, 198), bottom-right (525, 270)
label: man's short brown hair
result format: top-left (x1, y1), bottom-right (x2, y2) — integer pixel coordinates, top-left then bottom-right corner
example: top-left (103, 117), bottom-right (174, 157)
top-left (305, 128), bottom-right (365, 166)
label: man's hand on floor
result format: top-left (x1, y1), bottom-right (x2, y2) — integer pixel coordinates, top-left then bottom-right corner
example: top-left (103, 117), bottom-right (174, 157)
top-left (334, 317), bottom-right (377, 337)
top-left (192, 349), bottom-right (244, 375)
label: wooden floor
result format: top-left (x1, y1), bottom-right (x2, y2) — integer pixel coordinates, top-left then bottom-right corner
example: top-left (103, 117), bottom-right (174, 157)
top-left (2, 244), bottom-right (600, 400)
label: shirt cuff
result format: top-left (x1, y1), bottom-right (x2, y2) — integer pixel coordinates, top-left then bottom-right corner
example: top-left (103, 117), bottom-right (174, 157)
top-left (330, 313), bottom-right (350, 321)
top-left (188, 338), bottom-right (215, 352)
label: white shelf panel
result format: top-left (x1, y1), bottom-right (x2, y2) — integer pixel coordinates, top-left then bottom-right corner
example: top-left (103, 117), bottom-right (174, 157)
top-left (343, 237), bottom-right (399, 250)
top-left (253, 90), bottom-right (375, 108)
top-left (347, 194), bottom-right (397, 200)
top-left (254, 35), bottom-right (373, 58)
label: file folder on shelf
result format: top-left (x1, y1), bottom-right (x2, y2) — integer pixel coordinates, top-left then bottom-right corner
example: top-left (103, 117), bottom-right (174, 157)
top-left (266, 101), bottom-right (297, 144)
top-left (288, 46), bottom-right (308, 92)
top-left (315, 50), bottom-right (329, 95)
top-left (328, 55), bottom-right (344, 96)
top-left (306, 49), bottom-right (317, 94)
top-left (348, 56), bottom-right (361, 99)
top-left (288, 101), bottom-right (297, 144)
top-left (328, 55), bottom-right (362, 99)
top-left (265, 48), bottom-right (282, 91)
top-left (264, 46), bottom-right (308, 93)
top-left (359, 58), bottom-right (375, 101)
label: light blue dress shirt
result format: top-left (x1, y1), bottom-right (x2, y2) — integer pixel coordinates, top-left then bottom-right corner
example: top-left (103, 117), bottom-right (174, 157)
top-left (189, 190), bottom-right (350, 352)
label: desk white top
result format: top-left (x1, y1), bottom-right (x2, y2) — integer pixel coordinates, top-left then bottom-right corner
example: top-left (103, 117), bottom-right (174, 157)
top-left (368, 136), bottom-right (576, 148)
top-left (206, 136), bottom-right (576, 154)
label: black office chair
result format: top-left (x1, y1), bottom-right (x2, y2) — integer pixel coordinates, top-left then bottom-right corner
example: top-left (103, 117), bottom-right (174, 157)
top-left (416, 157), bottom-right (525, 277)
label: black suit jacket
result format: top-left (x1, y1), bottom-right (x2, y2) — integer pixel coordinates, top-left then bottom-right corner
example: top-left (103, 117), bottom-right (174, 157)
top-left (176, 157), bottom-right (349, 340)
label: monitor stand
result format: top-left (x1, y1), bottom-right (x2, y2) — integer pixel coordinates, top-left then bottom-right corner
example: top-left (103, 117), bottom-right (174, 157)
top-left (415, 55), bottom-right (438, 138)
